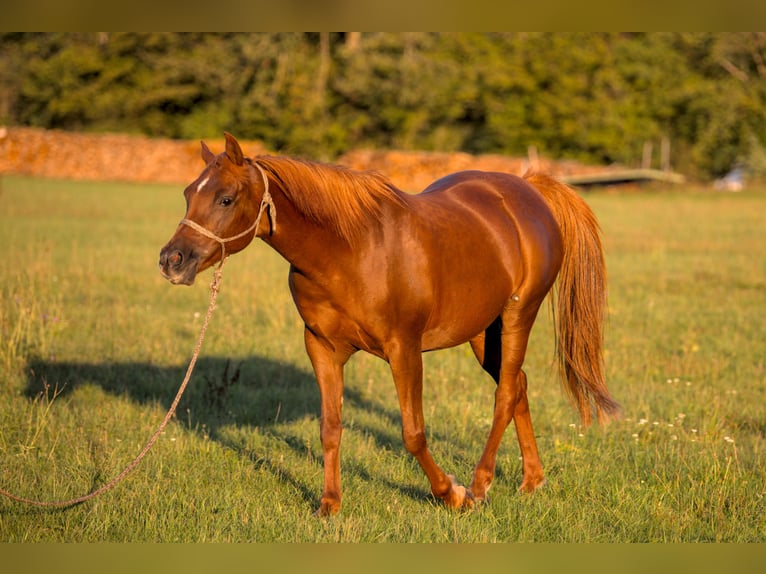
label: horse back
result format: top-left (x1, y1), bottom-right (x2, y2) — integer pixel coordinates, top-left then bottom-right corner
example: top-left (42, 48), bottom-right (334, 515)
top-left (413, 170), bottom-right (562, 265)
top-left (397, 170), bottom-right (564, 349)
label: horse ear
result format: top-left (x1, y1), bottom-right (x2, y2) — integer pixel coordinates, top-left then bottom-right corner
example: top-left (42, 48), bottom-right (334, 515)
top-left (200, 141), bottom-right (215, 164)
top-left (224, 132), bottom-right (244, 166)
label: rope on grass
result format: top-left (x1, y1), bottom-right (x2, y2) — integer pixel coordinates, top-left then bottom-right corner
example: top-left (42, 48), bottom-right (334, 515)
top-left (0, 263), bottom-right (225, 508)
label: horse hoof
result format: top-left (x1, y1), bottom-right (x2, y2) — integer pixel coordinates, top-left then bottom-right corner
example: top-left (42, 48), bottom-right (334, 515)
top-left (443, 475), bottom-right (476, 510)
top-left (315, 499), bottom-right (341, 517)
top-left (469, 490), bottom-right (490, 506)
top-left (518, 476), bottom-right (546, 493)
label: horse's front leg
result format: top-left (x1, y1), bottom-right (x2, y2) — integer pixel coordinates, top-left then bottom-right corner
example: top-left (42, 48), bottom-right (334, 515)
top-left (387, 340), bottom-right (474, 510)
top-left (304, 328), bottom-right (352, 516)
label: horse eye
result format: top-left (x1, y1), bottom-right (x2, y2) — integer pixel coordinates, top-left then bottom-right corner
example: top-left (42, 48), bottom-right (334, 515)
top-left (219, 196), bottom-right (233, 207)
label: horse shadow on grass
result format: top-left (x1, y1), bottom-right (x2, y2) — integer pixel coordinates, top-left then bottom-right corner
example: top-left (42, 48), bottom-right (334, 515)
top-left (23, 354), bottom-right (467, 509)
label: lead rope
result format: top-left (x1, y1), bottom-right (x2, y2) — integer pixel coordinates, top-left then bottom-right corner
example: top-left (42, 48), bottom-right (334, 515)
top-left (0, 163), bottom-right (274, 509)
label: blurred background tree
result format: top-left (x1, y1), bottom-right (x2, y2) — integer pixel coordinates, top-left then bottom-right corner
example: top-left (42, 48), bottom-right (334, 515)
top-left (2, 32), bottom-right (765, 179)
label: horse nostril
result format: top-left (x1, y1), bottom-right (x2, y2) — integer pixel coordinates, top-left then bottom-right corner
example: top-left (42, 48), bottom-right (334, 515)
top-left (168, 250), bottom-right (183, 267)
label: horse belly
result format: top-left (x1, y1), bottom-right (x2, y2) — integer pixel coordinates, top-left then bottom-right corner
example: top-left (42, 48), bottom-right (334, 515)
top-left (420, 267), bottom-right (513, 352)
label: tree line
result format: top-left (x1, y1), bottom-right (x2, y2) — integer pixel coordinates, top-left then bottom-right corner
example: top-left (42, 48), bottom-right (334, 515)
top-left (2, 32), bottom-right (766, 179)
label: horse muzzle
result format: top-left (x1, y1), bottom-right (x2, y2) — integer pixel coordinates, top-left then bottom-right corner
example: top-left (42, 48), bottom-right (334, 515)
top-left (159, 245), bottom-right (199, 286)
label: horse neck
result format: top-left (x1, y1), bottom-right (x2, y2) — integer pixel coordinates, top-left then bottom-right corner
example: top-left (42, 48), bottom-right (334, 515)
top-left (258, 181), bottom-right (353, 275)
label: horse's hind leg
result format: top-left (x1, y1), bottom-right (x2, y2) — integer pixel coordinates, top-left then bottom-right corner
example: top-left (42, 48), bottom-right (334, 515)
top-left (469, 305), bottom-right (545, 501)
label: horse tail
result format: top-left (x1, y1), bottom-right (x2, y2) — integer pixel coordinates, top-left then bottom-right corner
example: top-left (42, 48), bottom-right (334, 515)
top-left (524, 172), bottom-right (621, 425)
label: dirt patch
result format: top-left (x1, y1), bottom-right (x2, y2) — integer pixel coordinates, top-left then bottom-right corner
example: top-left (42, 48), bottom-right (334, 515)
top-left (1, 126), bottom-right (605, 190)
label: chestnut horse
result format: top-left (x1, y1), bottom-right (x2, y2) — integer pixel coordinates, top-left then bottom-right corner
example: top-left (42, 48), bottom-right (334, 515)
top-left (159, 133), bottom-right (620, 516)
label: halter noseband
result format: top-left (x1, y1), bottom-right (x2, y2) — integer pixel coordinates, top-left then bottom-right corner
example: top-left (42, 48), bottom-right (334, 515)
top-left (178, 161), bottom-right (276, 264)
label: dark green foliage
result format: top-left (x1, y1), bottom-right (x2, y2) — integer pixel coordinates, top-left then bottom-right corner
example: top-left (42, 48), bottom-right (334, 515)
top-left (2, 32), bottom-right (766, 178)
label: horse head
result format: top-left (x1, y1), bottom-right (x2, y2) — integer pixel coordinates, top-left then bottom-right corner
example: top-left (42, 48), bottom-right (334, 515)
top-left (159, 133), bottom-right (268, 285)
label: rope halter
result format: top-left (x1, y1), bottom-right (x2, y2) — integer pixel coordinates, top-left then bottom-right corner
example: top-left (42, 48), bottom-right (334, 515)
top-left (178, 161), bottom-right (276, 266)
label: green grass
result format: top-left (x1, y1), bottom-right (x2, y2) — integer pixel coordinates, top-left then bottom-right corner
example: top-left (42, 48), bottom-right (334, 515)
top-left (0, 175), bottom-right (764, 542)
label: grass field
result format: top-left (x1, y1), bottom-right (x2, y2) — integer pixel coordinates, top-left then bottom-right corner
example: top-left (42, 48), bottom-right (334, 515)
top-left (0, 174), bottom-right (764, 542)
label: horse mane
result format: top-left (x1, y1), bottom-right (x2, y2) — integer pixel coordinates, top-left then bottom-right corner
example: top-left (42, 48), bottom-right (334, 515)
top-left (254, 155), bottom-right (405, 243)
